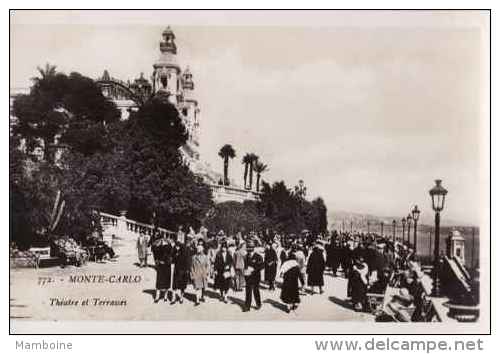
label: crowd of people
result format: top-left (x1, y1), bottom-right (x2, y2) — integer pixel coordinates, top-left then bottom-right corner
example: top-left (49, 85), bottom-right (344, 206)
top-left (137, 226), bottom-right (433, 320)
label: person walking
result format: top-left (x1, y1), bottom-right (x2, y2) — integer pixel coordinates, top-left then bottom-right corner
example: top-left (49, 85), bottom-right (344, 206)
top-left (214, 242), bottom-right (234, 303)
top-left (242, 241), bottom-right (264, 312)
top-left (151, 235), bottom-right (173, 303)
top-left (172, 241), bottom-right (189, 304)
top-left (350, 256), bottom-right (369, 311)
top-left (264, 242), bottom-right (278, 290)
top-left (293, 244), bottom-right (307, 292)
top-left (233, 243), bottom-right (246, 291)
top-left (306, 242), bottom-right (326, 294)
top-left (190, 244), bottom-right (210, 306)
top-left (136, 232), bottom-right (149, 267)
top-left (279, 252), bottom-right (301, 313)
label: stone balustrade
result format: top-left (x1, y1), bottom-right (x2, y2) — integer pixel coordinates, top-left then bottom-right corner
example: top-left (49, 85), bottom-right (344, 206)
top-left (210, 184), bottom-right (261, 203)
top-left (99, 211), bottom-right (175, 238)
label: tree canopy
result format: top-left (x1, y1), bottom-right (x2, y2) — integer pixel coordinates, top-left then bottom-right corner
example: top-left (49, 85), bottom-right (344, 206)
top-left (10, 67), bottom-right (213, 248)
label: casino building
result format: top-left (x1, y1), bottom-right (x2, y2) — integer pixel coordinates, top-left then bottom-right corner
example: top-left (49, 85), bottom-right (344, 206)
top-left (94, 26), bottom-right (260, 203)
top-left (95, 26), bottom-right (201, 171)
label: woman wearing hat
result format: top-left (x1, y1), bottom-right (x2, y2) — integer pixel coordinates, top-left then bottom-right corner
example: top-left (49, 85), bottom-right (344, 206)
top-left (214, 242), bottom-right (234, 303)
top-left (306, 243), bottom-right (326, 295)
top-left (151, 235), bottom-right (174, 303)
top-left (172, 241), bottom-right (189, 304)
top-left (350, 256), bottom-right (369, 311)
top-left (279, 252), bottom-right (301, 313)
top-left (190, 244), bottom-right (210, 305)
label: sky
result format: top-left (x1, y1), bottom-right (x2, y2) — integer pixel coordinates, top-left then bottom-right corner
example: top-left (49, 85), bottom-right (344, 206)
top-left (10, 10), bottom-right (489, 226)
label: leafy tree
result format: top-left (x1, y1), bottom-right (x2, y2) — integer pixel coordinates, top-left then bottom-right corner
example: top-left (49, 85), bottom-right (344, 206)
top-left (253, 160), bottom-right (268, 192)
top-left (124, 94), bottom-right (213, 230)
top-left (10, 68), bottom-right (212, 246)
top-left (259, 180), bottom-right (328, 236)
top-left (218, 144), bottom-right (236, 186)
top-left (204, 200), bottom-right (270, 235)
top-left (12, 66), bottom-right (120, 161)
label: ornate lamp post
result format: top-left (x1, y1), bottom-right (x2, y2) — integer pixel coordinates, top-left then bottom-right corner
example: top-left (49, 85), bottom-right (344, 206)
top-left (401, 217), bottom-right (406, 243)
top-left (406, 214), bottom-right (412, 246)
top-left (392, 219), bottom-right (396, 243)
top-left (411, 205), bottom-right (421, 254)
top-left (350, 220), bottom-right (353, 234)
top-left (380, 221), bottom-right (384, 237)
top-left (429, 179), bottom-right (448, 297)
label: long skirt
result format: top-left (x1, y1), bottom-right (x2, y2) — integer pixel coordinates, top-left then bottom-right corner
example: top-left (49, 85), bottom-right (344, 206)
top-left (214, 273), bottom-right (232, 292)
top-left (350, 277), bottom-right (367, 304)
top-left (280, 267), bottom-right (301, 304)
top-left (307, 271), bottom-right (324, 287)
top-left (172, 267), bottom-right (189, 291)
top-left (156, 263), bottom-right (172, 290)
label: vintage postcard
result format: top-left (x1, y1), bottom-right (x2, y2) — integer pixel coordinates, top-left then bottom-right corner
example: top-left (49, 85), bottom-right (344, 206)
top-left (9, 10), bottom-right (490, 334)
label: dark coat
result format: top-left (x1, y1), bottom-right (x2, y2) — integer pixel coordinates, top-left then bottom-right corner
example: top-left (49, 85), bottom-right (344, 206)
top-left (306, 247), bottom-right (325, 286)
top-left (152, 241), bottom-right (173, 290)
top-left (350, 263), bottom-right (368, 304)
top-left (172, 245), bottom-right (189, 290)
top-left (264, 248), bottom-right (278, 282)
top-left (244, 252), bottom-right (264, 286)
top-left (280, 261), bottom-right (301, 304)
top-left (214, 251), bottom-right (233, 291)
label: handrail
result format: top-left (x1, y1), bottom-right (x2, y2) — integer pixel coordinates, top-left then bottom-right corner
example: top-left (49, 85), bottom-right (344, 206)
top-left (99, 212), bottom-right (175, 235)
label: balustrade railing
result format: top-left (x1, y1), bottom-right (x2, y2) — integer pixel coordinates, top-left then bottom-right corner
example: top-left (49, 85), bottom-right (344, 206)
top-left (99, 211), bottom-right (175, 238)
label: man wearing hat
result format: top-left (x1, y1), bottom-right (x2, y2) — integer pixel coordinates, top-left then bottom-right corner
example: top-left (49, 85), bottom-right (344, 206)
top-left (243, 241), bottom-right (264, 312)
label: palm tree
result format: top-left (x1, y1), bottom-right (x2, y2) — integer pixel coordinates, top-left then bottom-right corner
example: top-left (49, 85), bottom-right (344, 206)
top-left (253, 161), bottom-right (268, 192)
top-left (247, 153), bottom-right (259, 190)
top-left (242, 153), bottom-right (252, 189)
top-left (218, 144), bottom-right (236, 186)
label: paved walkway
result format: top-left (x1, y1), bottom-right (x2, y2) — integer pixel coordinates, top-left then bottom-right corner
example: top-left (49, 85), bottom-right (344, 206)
top-left (10, 237), bottom-right (373, 322)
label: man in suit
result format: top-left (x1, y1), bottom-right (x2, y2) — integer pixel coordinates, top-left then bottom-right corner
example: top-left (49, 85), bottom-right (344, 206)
top-left (243, 241), bottom-right (264, 312)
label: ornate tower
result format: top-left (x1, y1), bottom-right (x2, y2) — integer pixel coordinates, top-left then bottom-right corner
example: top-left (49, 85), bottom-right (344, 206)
top-left (152, 26), bottom-right (181, 105)
top-left (181, 66), bottom-right (200, 158)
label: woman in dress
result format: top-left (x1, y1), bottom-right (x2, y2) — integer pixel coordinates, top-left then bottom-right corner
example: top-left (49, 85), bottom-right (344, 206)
top-left (151, 235), bottom-right (173, 303)
top-left (306, 243), bottom-right (326, 294)
top-left (264, 242), bottom-right (278, 290)
top-left (190, 244), bottom-right (210, 306)
top-left (350, 256), bottom-right (369, 311)
top-left (279, 252), bottom-right (302, 313)
top-left (214, 242), bottom-right (234, 302)
top-left (172, 241), bottom-right (189, 304)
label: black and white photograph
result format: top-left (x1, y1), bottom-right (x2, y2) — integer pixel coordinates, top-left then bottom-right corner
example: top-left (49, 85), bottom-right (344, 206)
top-left (8, 9), bottom-right (490, 334)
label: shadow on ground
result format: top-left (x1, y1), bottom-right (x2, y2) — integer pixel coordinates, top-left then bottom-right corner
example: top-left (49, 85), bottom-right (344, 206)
top-left (328, 296), bottom-right (353, 310)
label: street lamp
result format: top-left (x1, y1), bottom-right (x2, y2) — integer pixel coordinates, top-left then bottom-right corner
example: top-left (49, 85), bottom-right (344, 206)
top-left (380, 221), bottom-right (384, 237)
top-left (392, 219), bottom-right (396, 244)
top-left (429, 179), bottom-right (448, 297)
top-left (406, 214), bottom-right (412, 246)
top-left (367, 220), bottom-right (370, 234)
top-left (401, 217), bottom-right (406, 243)
top-left (411, 205), bottom-right (421, 255)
